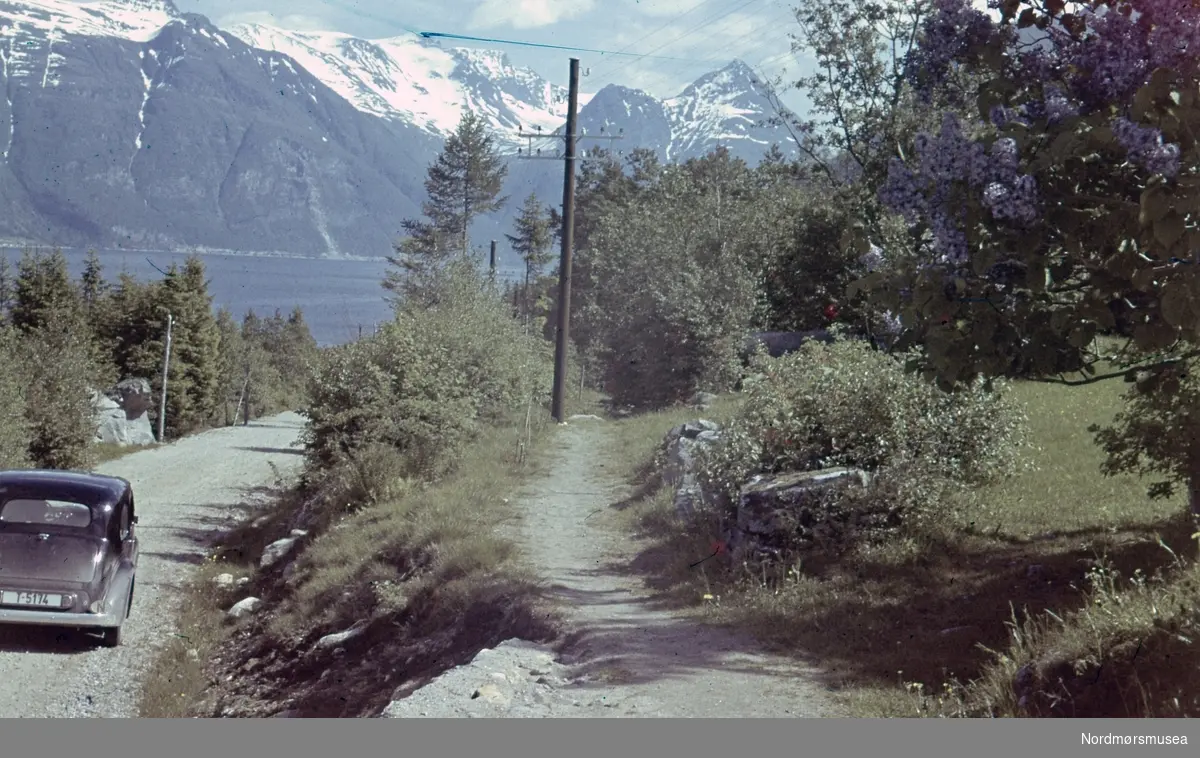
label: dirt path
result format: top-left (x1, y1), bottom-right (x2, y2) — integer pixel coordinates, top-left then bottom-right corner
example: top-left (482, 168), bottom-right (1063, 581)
top-left (0, 412), bottom-right (307, 718)
top-left (383, 420), bottom-right (840, 718)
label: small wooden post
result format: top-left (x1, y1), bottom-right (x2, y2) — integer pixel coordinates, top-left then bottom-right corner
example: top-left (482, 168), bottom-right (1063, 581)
top-left (156, 313), bottom-right (173, 441)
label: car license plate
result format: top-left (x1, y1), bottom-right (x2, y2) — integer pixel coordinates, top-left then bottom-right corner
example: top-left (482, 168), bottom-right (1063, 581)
top-left (1, 590), bottom-right (63, 607)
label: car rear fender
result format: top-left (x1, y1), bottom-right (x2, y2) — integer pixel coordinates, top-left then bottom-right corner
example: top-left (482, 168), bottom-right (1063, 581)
top-left (101, 561), bottom-right (136, 623)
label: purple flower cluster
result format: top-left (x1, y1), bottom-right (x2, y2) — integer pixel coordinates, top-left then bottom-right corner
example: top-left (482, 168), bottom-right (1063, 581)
top-left (888, 0), bottom-right (1197, 269)
top-left (1043, 0), bottom-right (1200, 109)
top-left (1041, 85), bottom-right (1079, 123)
top-left (879, 114), bottom-right (1040, 262)
top-left (989, 84), bottom-right (1079, 129)
top-left (905, 0), bottom-right (1003, 95)
top-left (1112, 117), bottom-right (1183, 178)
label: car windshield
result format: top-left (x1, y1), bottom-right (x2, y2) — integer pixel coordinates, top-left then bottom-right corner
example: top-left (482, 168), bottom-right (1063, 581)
top-left (0, 498), bottom-right (93, 528)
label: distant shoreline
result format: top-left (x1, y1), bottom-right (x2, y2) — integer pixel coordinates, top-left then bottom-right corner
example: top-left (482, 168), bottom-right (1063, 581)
top-left (0, 241), bottom-right (390, 263)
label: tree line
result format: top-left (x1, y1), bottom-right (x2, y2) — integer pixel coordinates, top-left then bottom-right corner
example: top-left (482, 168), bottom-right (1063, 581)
top-left (0, 248), bottom-right (317, 471)
top-left (387, 0), bottom-right (1200, 519)
top-left (388, 111), bottom-right (875, 411)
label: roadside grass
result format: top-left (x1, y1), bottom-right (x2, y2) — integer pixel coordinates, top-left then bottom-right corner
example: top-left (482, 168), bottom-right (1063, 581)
top-left (137, 557), bottom-right (254, 718)
top-left (90, 441), bottom-right (159, 464)
top-left (606, 376), bottom-right (1200, 718)
top-left (137, 404), bottom-right (567, 718)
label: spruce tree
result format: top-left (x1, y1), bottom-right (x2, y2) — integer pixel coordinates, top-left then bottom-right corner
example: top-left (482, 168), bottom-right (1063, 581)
top-left (157, 257), bottom-right (222, 436)
top-left (80, 249), bottom-right (108, 305)
top-left (386, 112), bottom-right (508, 300)
top-left (506, 192), bottom-right (553, 321)
top-left (104, 272), bottom-right (164, 383)
top-left (11, 248), bottom-right (81, 332)
top-left (0, 256), bottom-right (14, 322)
top-left (214, 307), bottom-right (246, 425)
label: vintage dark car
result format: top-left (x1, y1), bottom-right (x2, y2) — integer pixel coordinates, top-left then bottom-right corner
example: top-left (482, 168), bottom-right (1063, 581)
top-left (0, 470), bottom-right (138, 647)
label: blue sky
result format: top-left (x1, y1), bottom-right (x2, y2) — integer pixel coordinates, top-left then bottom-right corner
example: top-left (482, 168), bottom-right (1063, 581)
top-left (173, 0), bottom-right (813, 106)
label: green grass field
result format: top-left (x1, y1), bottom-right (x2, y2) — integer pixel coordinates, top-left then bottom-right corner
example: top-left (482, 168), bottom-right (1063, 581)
top-left (609, 372), bottom-right (1200, 717)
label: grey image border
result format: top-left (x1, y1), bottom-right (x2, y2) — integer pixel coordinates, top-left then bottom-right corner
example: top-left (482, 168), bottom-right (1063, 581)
top-left (4, 719), bottom-right (1197, 758)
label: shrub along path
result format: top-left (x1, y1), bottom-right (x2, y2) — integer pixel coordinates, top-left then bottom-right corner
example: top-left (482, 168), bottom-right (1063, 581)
top-left (382, 419), bottom-right (840, 718)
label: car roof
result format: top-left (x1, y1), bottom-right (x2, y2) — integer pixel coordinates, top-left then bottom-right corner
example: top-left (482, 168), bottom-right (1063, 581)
top-left (0, 469), bottom-right (131, 509)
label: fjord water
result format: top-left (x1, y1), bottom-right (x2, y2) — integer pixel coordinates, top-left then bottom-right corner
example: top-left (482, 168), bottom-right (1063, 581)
top-left (3, 248), bottom-right (396, 346)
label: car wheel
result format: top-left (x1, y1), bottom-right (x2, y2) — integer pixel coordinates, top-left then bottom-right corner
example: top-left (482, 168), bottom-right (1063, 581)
top-left (100, 625), bottom-right (122, 648)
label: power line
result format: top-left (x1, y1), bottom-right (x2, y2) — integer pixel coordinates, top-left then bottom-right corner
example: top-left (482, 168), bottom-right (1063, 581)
top-left (414, 30), bottom-right (703, 61)
top-left (637, 8), bottom-right (797, 87)
top-left (587, 0), bottom-right (766, 84)
top-left (590, 0), bottom-right (728, 63)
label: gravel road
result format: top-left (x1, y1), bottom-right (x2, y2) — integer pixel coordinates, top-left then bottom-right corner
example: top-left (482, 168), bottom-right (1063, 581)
top-left (384, 419), bottom-right (841, 718)
top-left (0, 412), bottom-right (307, 718)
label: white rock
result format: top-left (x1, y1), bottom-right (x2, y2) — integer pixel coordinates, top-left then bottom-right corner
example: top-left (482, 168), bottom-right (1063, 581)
top-left (213, 573), bottom-right (235, 588)
top-left (227, 597), bottom-right (262, 618)
top-left (260, 537), bottom-right (299, 568)
top-left (314, 625), bottom-right (365, 650)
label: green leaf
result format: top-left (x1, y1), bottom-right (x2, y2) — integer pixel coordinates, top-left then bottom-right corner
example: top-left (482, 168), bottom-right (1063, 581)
top-left (1060, 12), bottom-right (1086, 36)
top-left (1132, 321), bottom-right (1178, 351)
top-left (1133, 88), bottom-right (1155, 121)
top-left (1088, 125), bottom-right (1115, 147)
top-left (1132, 266), bottom-right (1158, 291)
top-left (980, 41), bottom-right (1004, 72)
top-left (846, 271), bottom-right (883, 299)
top-left (970, 245), bottom-right (998, 277)
top-left (1067, 323), bottom-right (1096, 348)
top-left (1154, 211), bottom-right (1187, 249)
top-left (1159, 275), bottom-right (1200, 331)
top-left (1140, 185), bottom-right (1172, 226)
top-left (977, 86), bottom-right (1005, 123)
top-left (1149, 67), bottom-right (1175, 100)
top-left (1017, 8), bottom-right (1036, 27)
top-left (1048, 130), bottom-right (1079, 162)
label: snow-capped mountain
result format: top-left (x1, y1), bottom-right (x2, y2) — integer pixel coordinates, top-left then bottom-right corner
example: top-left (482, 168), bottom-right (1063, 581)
top-left (0, 0), bottom-right (796, 260)
top-left (0, 0), bottom-right (176, 42)
top-left (224, 22), bottom-right (792, 164)
top-left (0, 0), bottom-right (435, 255)
top-left (226, 23), bottom-right (589, 150)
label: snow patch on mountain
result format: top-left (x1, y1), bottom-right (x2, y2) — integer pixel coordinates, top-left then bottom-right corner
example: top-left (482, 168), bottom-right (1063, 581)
top-left (225, 22), bottom-right (589, 149)
top-left (0, 0), bottom-right (180, 43)
top-left (666, 60), bottom-right (777, 161)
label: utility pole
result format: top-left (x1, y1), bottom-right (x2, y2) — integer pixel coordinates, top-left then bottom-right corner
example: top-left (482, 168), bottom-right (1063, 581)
top-left (517, 58), bottom-right (623, 422)
top-left (551, 60), bottom-right (579, 423)
top-left (489, 239), bottom-right (497, 281)
top-left (157, 313), bottom-right (173, 442)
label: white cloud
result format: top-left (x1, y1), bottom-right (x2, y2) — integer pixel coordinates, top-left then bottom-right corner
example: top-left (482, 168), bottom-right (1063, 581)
top-left (217, 10), bottom-right (332, 31)
top-left (628, 0), bottom-right (711, 18)
top-left (467, 0), bottom-right (597, 30)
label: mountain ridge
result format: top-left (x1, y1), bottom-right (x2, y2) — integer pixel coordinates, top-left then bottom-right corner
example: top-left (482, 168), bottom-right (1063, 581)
top-left (0, 0), bottom-right (798, 262)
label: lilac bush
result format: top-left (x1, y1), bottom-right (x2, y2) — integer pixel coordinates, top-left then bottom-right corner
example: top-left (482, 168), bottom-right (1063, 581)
top-left (848, 0), bottom-right (1200, 507)
top-left (871, 0), bottom-right (1198, 283)
top-left (878, 113), bottom-right (1040, 263)
top-left (1112, 117), bottom-right (1183, 177)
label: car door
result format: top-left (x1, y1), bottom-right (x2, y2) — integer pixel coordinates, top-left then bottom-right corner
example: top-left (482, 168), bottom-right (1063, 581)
top-left (119, 495), bottom-right (138, 568)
